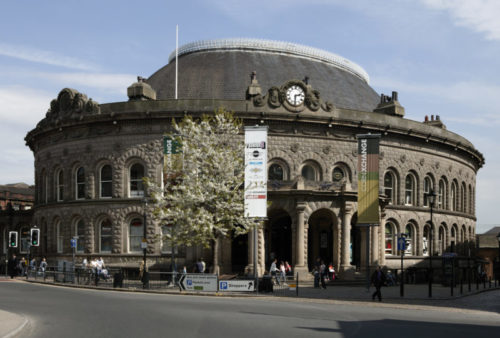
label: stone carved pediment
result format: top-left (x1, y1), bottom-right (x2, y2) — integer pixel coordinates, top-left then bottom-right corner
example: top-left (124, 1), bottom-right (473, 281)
top-left (37, 88), bottom-right (100, 129)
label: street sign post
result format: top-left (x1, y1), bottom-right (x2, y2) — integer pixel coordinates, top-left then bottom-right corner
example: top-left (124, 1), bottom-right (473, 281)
top-left (218, 280), bottom-right (255, 292)
top-left (179, 274), bottom-right (218, 292)
top-left (398, 234), bottom-right (407, 297)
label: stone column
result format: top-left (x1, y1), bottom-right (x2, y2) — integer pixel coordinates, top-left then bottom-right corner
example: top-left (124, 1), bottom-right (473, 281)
top-left (294, 202), bottom-right (309, 280)
top-left (370, 224), bottom-right (379, 267)
top-left (340, 206), bottom-right (353, 272)
top-left (379, 213), bottom-right (386, 266)
top-left (245, 226), bottom-right (255, 275)
top-left (257, 227), bottom-right (265, 276)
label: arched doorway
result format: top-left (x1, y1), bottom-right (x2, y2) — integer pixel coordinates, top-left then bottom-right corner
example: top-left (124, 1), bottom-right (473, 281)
top-left (307, 209), bottom-right (337, 271)
top-left (350, 213), bottom-right (362, 269)
top-left (265, 209), bottom-right (292, 268)
top-left (231, 232), bottom-right (248, 274)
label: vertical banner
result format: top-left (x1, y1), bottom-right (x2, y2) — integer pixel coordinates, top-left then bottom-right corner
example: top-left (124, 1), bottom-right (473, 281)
top-left (244, 126), bottom-right (268, 218)
top-left (356, 134), bottom-right (381, 226)
top-left (163, 135), bottom-right (182, 182)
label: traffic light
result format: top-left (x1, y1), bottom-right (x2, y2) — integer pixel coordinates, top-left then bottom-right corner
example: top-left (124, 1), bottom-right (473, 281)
top-left (8, 231), bottom-right (18, 248)
top-left (31, 228), bottom-right (40, 246)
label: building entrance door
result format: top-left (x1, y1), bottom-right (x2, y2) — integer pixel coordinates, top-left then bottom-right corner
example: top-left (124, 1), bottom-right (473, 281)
top-left (265, 210), bottom-right (292, 268)
top-left (307, 209), bottom-right (336, 271)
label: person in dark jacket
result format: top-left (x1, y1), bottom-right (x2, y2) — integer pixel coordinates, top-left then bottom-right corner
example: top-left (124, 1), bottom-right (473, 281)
top-left (7, 254), bottom-right (18, 279)
top-left (371, 266), bottom-right (386, 301)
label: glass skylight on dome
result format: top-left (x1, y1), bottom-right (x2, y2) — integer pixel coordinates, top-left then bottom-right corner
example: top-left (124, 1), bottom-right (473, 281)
top-left (168, 38), bottom-right (370, 84)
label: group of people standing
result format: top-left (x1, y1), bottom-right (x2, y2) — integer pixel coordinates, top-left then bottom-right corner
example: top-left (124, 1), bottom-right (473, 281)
top-left (82, 256), bottom-right (108, 279)
top-left (269, 259), bottom-right (292, 285)
top-left (314, 258), bottom-right (336, 289)
top-left (7, 254), bottom-right (47, 278)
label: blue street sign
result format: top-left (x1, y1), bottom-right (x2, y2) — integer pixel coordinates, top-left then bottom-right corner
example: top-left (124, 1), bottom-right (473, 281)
top-left (397, 237), bottom-right (406, 251)
top-left (70, 239), bottom-right (77, 248)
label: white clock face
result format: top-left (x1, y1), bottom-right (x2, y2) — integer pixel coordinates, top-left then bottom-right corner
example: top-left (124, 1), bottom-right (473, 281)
top-left (286, 85), bottom-right (305, 106)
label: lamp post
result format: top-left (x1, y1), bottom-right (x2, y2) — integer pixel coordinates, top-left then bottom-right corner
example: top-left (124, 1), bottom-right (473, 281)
top-left (142, 197), bottom-right (148, 288)
top-left (425, 189), bottom-right (437, 298)
top-left (496, 232), bottom-right (500, 284)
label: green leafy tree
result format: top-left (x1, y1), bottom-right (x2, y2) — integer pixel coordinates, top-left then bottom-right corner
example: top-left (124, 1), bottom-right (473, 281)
top-left (147, 109), bottom-right (255, 274)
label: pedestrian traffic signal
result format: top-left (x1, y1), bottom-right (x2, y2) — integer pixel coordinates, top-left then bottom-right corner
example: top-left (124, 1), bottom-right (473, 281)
top-left (9, 231), bottom-right (18, 248)
top-left (31, 228), bottom-right (40, 246)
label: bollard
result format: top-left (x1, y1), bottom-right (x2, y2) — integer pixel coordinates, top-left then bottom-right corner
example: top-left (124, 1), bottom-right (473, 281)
top-left (460, 277), bottom-right (463, 294)
top-left (489, 276), bottom-right (491, 288)
top-left (483, 277), bottom-right (486, 289)
top-left (476, 277), bottom-right (479, 290)
top-left (296, 272), bottom-right (299, 297)
top-left (468, 269), bottom-right (471, 292)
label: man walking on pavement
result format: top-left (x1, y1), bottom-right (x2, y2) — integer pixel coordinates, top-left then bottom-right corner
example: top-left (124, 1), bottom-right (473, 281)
top-left (371, 266), bottom-right (386, 302)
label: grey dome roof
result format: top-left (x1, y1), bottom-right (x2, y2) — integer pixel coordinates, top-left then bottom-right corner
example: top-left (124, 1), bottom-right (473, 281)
top-left (147, 38), bottom-right (380, 112)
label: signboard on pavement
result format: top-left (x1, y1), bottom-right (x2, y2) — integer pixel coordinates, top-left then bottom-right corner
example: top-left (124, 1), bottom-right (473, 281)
top-left (180, 274), bottom-right (218, 292)
top-left (70, 239), bottom-right (77, 248)
top-left (219, 280), bottom-right (255, 292)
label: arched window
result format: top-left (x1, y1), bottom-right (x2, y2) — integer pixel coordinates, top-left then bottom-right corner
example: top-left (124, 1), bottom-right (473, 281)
top-left (423, 224), bottom-right (432, 256)
top-left (268, 164), bottom-right (284, 181)
top-left (423, 176), bottom-right (433, 207)
top-left (129, 217), bottom-right (143, 252)
top-left (404, 223), bottom-right (414, 255)
top-left (75, 219), bottom-right (85, 253)
top-left (384, 171), bottom-right (396, 204)
top-left (56, 169), bottom-right (64, 201)
top-left (100, 219), bottom-right (112, 253)
top-left (100, 165), bottom-right (113, 198)
top-left (75, 167), bottom-right (85, 200)
top-left (438, 226), bottom-right (445, 255)
top-left (301, 165), bottom-right (316, 181)
top-left (450, 224), bottom-right (457, 253)
top-left (468, 185), bottom-right (472, 214)
top-left (332, 167), bottom-right (345, 182)
top-left (20, 227), bottom-right (30, 253)
top-left (129, 163), bottom-right (145, 197)
top-left (461, 183), bottom-right (466, 212)
top-left (437, 179), bottom-right (445, 209)
top-left (56, 220), bottom-right (63, 253)
top-left (450, 181), bottom-right (457, 211)
top-left (385, 222), bottom-right (396, 255)
top-left (405, 174), bottom-right (415, 205)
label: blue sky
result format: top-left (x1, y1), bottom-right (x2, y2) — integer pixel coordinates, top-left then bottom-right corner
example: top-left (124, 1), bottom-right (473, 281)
top-left (1, 0), bottom-right (499, 232)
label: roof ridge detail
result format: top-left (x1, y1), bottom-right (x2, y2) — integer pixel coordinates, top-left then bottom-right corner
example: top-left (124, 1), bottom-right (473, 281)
top-left (168, 38), bottom-right (370, 84)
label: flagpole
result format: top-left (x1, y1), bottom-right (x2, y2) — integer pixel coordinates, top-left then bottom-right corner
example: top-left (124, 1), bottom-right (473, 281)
top-left (175, 24), bottom-right (178, 100)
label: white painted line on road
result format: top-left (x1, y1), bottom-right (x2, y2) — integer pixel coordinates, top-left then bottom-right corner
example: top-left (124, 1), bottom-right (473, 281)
top-left (2, 315), bottom-right (28, 338)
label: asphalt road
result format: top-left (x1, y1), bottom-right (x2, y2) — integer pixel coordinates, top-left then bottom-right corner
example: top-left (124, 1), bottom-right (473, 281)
top-left (1, 281), bottom-right (499, 338)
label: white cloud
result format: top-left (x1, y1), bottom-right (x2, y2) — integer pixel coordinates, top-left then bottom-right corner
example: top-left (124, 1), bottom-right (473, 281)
top-left (0, 43), bottom-right (98, 71)
top-left (0, 86), bottom-right (51, 127)
top-left (421, 0), bottom-right (500, 40)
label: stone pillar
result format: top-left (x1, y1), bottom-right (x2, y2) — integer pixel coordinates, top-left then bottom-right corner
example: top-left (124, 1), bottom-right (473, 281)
top-left (245, 226), bottom-right (255, 275)
top-left (370, 224), bottom-right (379, 267)
top-left (257, 227), bottom-right (265, 276)
top-left (340, 207), bottom-right (353, 272)
top-left (379, 212), bottom-right (386, 266)
top-left (294, 202), bottom-right (309, 280)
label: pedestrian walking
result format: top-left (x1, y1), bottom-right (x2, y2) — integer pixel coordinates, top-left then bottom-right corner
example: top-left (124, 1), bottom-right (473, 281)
top-left (8, 254), bottom-right (18, 279)
top-left (320, 260), bottom-right (327, 289)
top-left (270, 258), bottom-right (279, 285)
top-left (371, 266), bottom-right (387, 301)
top-left (39, 257), bottom-right (47, 276)
top-left (279, 261), bottom-right (286, 284)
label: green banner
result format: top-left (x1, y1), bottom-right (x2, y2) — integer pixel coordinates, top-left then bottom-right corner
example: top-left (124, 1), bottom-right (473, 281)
top-left (163, 135), bottom-right (183, 181)
top-left (357, 134), bottom-right (380, 226)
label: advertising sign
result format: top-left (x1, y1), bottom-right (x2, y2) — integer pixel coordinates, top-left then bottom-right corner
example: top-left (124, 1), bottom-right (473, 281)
top-left (244, 126), bottom-right (268, 218)
top-left (219, 280), bottom-right (255, 292)
top-left (356, 134), bottom-right (381, 226)
top-left (179, 274), bottom-right (218, 292)
top-left (163, 135), bottom-right (183, 182)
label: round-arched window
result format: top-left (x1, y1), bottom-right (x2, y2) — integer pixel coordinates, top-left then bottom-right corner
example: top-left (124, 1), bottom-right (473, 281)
top-left (332, 167), bottom-right (345, 182)
top-left (301, 165), bottom-right (316, 181)
top-left (268, 164), bottom-right (284, 181)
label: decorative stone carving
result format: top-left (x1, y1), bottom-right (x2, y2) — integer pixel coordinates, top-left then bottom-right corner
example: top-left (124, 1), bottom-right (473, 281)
top-left (323, 146), bottom-right (331, 154)
top-left (400, 154), bottom-right (406, 163)
top-left (291, 143), bottom-right (299, 153)
top-left (419, 158), bottom-right (425, 166)
top-left (435, 161), bottom-right (440, 169)
top-left (38, 88), bottom-right (100, 129)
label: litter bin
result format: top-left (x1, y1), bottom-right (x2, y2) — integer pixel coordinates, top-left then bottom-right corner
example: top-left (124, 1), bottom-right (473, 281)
top-left (259, 276), bottom-right (273, 293)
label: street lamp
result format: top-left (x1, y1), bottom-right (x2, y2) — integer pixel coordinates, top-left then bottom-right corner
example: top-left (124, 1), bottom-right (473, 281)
top-left (496, 232), bottom-right (500, 283)
top-left (425, 189), bottom-right (437, 297)
top-left (142, 197), bottom-right (148, 288)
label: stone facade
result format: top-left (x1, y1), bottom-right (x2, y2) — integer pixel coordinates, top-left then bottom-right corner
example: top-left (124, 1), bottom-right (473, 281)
top-left (22, 39), bottom-right (483, 279)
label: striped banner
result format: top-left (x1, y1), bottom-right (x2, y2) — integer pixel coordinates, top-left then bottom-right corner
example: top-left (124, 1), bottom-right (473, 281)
top-left (356, 134), bottom-right (381, 226)
top-left (163, 135), bottom-right (182, 182)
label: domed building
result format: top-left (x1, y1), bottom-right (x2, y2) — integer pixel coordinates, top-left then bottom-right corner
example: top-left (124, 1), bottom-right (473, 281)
top-left (23, 39), bottom-right (484, 278)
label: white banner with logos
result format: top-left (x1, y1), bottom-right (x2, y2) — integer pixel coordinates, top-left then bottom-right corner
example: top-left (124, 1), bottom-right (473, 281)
top-left (244, 126), bottom-right (268, 218)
